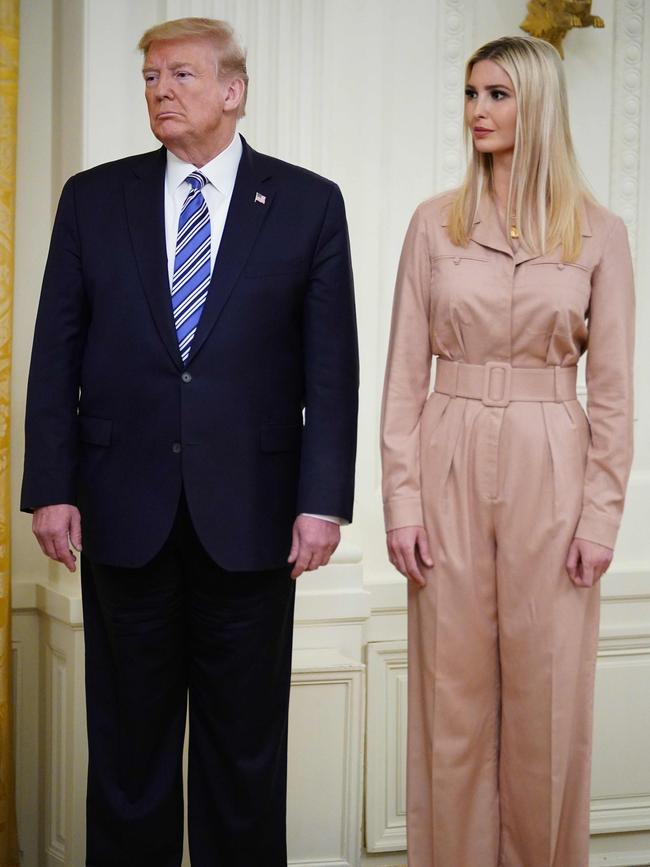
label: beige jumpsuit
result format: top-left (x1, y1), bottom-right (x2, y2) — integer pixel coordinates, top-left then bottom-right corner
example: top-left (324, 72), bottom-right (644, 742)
top-left (380, 192), bottom-right (635, 867)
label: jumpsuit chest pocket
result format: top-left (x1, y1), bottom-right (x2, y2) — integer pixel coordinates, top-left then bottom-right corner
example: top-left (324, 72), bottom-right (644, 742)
top-left (431, 253), bottom-right (489, 288)
top-left (430, 254), bottom-right (493, 343)
top-left (521, 260), bottom-right (592, 308)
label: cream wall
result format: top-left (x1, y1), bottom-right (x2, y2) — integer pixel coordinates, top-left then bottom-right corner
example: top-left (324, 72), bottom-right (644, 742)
top-left (10, 1), bottom-right (650, 866)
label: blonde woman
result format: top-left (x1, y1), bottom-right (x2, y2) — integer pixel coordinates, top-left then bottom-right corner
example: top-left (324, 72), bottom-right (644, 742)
top-left (381, 36), bottom-right (634, 867)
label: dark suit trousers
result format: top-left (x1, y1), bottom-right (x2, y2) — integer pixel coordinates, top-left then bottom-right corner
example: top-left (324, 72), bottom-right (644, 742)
top-left (81, 493), bottom-right (296, 867)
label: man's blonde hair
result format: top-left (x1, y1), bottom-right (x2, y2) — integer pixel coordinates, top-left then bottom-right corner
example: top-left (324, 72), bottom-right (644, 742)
top-left (447, 35), bottom-right (593, 261)
top-left (138, 17), bottom-right (249, 119)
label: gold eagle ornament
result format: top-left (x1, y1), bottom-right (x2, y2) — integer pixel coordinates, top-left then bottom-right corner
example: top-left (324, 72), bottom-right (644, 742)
top-left (520, 0), bottom-right (605, 58)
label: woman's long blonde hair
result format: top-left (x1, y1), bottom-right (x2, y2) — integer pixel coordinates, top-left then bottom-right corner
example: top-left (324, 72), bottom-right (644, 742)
top-left (447, 35), bottom-right (593, 261)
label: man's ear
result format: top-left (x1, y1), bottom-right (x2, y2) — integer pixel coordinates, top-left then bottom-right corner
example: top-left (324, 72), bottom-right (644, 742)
top-left (223, 77), bottom-right (245, 114)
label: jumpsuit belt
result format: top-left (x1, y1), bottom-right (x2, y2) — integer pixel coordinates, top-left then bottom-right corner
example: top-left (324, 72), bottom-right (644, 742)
top-left (434, 359), bottom-right (577, 407)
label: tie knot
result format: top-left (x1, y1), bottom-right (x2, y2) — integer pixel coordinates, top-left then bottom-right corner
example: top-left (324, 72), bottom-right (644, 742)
top-left (186, 171), bottom-right (208, 192)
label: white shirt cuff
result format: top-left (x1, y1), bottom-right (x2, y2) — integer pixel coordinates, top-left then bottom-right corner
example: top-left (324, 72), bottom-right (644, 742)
top-left (300, 513), bottom-right (347, 526)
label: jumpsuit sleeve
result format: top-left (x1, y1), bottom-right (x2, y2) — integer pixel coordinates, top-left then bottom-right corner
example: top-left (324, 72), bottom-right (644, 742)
top-left (574, 215), bottom-right (635, 549)
top-left (380, 204), bottom-right (434, 531)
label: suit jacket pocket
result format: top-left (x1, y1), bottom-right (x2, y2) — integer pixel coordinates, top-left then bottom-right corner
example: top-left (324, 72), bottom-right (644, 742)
top-left (79, 415), bottom-right (112, 446)
top-left (260, 423), bottom-right (302, 453)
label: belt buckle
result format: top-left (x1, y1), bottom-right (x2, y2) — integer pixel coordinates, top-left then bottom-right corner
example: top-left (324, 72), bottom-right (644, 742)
top-left (482, 362), bottom-right (512, 407)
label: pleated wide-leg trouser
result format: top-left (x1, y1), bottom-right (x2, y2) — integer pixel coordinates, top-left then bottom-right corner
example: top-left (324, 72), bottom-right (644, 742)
top-left (408, 395), bottom-right (601, 867)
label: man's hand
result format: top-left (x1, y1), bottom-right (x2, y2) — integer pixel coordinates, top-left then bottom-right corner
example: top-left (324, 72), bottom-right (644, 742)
top-left (566, 537), bottom-right (613, 588)
top-left (288, 515), bottom-right (340, 580)
top-left (32, 504), bottom-right (82, 573)
top-left (386, 525), bottom-right (433, 588)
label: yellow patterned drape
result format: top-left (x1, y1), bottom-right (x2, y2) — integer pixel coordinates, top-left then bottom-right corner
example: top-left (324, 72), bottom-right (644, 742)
top-left (0, 0), bottom-right (19, 864)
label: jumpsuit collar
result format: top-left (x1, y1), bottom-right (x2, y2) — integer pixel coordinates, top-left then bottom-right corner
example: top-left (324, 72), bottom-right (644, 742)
top-left (470, 193), bottom-right (515, 258)
top-left (443, 193), bottom-right (594, 264)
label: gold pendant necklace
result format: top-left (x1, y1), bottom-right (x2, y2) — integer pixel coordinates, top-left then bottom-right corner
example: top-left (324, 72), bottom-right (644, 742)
top-left (510, 224), bottom-right (519, 239)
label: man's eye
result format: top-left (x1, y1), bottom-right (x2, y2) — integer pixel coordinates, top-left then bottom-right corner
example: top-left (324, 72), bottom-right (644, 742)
top-left (176, 71), bottom-right (191, 79)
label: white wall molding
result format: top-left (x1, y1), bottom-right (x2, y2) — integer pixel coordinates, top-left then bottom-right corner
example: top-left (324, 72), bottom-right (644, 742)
top-left (295, 588), bottom-right (370, 627)
top-left (590, 852), bottom-right (650, 867)
top-left (592, 651), bottom-right (650, 841)
top-left (610, 0), bottom-right (645, 259)
top-left (12, 613), bottom-right (40, 867)
top-left (365, 641), bottom-right (408, 854)
top-left (591, 797), bottom-right (650, 835)
top-left (12, 581), bottom-right (83, 627)
top-left (599, 569), bottom-right (650, 652)
top-left (435, 0), bottom-right (471, 192)
top-left (40, 616), bottom-right (88, 867)
top-left (287, 650), bottom-right (365, 867)
top-left (601, 567), bottom-right (650, 600)
top-left (45, 644), bottom-right (67, 863)
top-left (598, 632), bottom-right (650, 653)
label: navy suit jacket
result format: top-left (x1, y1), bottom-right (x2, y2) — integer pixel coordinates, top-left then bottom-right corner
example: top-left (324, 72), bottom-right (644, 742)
top-left (21, 137), bottom-right (359, 570)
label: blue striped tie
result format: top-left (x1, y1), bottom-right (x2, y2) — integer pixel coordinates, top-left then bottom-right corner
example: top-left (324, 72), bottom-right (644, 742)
top-left (172, 171), bottom-right (211, 363)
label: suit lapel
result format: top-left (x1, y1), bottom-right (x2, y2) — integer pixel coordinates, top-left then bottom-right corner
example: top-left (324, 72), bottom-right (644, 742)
top-left (186, 139), bottom-right (274, 364)
top-left (124, 147), bottom-right (183, 369)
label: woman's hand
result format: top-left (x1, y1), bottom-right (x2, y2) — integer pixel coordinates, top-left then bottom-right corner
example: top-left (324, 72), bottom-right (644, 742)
top-left (566, 537), bottom-right (613, 588)
top-left (387, 526), bottom-right (434, 588)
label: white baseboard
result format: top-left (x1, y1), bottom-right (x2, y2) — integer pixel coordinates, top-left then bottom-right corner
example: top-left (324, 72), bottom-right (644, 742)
top-left (590, 852), bottom-right (650, 866)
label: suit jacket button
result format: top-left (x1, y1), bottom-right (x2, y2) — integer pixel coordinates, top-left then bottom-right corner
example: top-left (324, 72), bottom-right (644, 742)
top-left (181, 372), bottom-right (192, 383)
top-left (172, 442), bottom-right (182, 454)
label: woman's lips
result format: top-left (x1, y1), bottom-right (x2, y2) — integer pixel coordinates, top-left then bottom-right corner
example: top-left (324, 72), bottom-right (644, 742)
top-left (473, 127), bottom-right (493, 137)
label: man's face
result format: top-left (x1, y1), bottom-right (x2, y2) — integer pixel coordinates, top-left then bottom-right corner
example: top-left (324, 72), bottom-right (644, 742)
top-left (143, 37), bottom-right (232, 156)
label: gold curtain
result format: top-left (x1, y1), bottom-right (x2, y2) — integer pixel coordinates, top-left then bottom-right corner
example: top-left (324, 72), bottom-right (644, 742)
top-left (0, 0), bottom-right (19, 864)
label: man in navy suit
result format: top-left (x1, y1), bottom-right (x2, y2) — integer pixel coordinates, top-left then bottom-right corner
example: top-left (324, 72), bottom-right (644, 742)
top-left (21, 17), bottom-right (358, 866)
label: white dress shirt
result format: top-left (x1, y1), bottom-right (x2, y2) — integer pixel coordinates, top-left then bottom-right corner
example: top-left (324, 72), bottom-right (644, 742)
top-left (163, 134), bottom-right (342, 527)
top-left (164, 132), bottom-right (242, 285)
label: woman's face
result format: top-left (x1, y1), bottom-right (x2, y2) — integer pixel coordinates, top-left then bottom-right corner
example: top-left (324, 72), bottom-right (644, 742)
top-left (465, 59), bottom-right (517, 160)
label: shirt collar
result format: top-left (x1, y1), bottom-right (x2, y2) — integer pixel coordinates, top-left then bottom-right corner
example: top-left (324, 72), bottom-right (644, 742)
top-left (165, 133), bottom-right (243, 197)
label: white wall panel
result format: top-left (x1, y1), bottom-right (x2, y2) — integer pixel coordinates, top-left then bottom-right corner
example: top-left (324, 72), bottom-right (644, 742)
top-left (12, 613), bottom-right (39, 867)
top-left (287, 650), bottom-right (365, 867)
top-left (45, 644), bottom-right (67, 863)
top-left (365, 641), bottom-right (407, 853)
top-left (41, 616), bottom-right (87, 867)
top-left (592, 651), bottom-right (650, 831)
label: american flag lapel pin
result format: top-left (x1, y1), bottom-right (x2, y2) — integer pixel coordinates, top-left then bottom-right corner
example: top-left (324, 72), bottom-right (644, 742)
top-left (254, 192), bottom-right (266, 205)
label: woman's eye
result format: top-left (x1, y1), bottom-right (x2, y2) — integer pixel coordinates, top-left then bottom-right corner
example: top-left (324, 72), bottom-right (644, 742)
top-left (464, 89), bottom-right (477, 99)
top-left (491, 89), bottom-right (507, 100)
